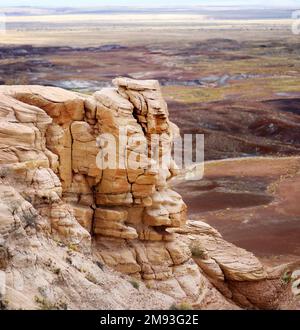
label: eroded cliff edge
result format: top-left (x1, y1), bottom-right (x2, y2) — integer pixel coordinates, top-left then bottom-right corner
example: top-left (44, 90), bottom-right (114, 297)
top-left (0, 78), bottom-right (297, 309)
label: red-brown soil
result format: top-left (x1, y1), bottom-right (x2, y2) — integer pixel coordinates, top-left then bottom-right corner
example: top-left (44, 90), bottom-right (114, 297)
top-left (168, 98), bottom-right (300, 160)
top-left (174, 157), bottom-right (300, 262)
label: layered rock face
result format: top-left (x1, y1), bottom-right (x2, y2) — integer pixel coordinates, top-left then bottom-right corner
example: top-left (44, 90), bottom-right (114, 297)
top-left (0, 79), bottom-right (297, 309)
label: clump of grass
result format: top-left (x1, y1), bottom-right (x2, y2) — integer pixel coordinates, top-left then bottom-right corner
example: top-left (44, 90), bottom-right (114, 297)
top-left (65, 256), bottom-right (72, 265)
top-left (129, 279), bottom-right (140, 290)
top-left (0, 167), bottom-right (10, 179)
top-left (85, 273), bottom-right (98, 285)
top-left (35, 296), bottom-right (68, 310)
top-left (0, 298), bottom-right (9, 310)
top-left (190, 244), bottom-right (206, 259)
top-left (67, 243), bottom-right (79, 252)
top-left (170, 302), bottom-right (193, 310)
top-left (282, 270), bottom-right (292, 284)
top-left (44, 258), bottom-right (61, 275)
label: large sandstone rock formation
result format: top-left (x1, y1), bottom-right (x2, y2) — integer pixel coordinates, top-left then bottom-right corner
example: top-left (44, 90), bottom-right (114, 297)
top-left (0, 79), bottom-right (297, 309)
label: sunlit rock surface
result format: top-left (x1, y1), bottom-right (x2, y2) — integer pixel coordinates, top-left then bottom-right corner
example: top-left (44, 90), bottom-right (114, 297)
top-left (0, 79), bottom-right (297, 310)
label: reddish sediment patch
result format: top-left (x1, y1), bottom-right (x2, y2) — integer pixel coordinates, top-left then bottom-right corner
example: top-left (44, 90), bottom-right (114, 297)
top-left (174, 157), bottom-right (300, 261)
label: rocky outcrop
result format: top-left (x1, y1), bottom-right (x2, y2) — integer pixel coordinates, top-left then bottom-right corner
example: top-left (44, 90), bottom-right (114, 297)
top-left (0, 79), bottom-right (297, 310)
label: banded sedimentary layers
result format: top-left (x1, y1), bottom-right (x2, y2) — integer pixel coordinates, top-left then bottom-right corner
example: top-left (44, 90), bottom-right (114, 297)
top-left (0, 79), bottom-right (297, 309)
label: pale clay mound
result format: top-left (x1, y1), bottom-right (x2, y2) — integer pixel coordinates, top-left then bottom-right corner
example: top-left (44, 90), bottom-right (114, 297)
top-left (0, 78), bottom-right (298, 310)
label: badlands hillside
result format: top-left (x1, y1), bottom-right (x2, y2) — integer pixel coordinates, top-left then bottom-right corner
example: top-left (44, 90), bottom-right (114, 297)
top-left (0, 78), bottom-right (299, 310)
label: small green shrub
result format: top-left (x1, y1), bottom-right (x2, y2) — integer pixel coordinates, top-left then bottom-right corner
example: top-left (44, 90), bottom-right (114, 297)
top-left (170, 302), bottom-right (193, 310)
top-left (190, 245), bottom-right (206, 258)
top-left (67, 244), bottom-right (79, 252)
top-left (129, 279), bottom-right (140, 290)
top-left (282, 270), bottom-right (292, 284)
top-left (35, 296), bottom-right (68, 310)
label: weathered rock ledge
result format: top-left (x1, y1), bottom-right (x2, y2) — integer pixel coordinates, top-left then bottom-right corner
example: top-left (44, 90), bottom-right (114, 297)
top-left (0, 79), bottom-right (297, 309)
